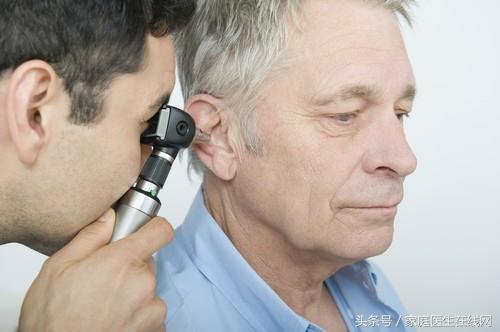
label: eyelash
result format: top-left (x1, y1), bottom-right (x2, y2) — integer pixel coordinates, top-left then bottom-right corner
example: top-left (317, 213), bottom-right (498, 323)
top-left (140, 120), bottom-right (151, 134)
top-left (331, 112), bottom-right (358, 125)
top-left (141, 112), bottom-right (157, 133)
top-left (329, 109), bottom-right (410, 125)
top-left (395, 109), bottom-right (411, 122)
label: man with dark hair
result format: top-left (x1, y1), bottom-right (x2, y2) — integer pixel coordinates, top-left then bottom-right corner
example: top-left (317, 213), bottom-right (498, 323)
top-left (0, 1), bottom-right (194, 330)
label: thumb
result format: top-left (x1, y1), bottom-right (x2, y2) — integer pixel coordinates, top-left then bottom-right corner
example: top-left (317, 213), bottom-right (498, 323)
top-left (51, 209), bottom-right (116, 262)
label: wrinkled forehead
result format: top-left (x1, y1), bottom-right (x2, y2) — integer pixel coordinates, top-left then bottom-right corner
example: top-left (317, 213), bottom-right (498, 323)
top-left (273, 0), bottom-right (414, 102)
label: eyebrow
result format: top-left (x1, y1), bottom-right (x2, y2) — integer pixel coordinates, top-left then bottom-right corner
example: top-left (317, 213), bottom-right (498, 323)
top-left (339, 84), bottom-right (379, 101)
top-left (313, 83), bottom-right (417, 106)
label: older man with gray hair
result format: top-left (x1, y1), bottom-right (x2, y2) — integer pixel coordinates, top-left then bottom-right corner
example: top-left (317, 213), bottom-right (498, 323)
top-left (156, 0), bottom-right (418, 331)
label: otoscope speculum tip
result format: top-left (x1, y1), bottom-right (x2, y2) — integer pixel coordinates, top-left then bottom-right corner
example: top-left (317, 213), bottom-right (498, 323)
top-left (193, 129), bottom-right (211, 144)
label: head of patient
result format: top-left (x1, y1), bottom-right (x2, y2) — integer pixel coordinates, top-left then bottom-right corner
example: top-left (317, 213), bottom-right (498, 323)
top-left (180, 0), bottom-right (417, 289)
top-left (0, 0), bottom-right (194, 255)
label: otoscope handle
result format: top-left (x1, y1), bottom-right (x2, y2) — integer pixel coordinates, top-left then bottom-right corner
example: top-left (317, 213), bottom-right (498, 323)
top-left (110, 188), bottom-right (161, 242)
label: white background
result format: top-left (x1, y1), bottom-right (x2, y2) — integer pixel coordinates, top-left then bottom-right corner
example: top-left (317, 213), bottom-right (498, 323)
top-left (1, 1), bottom-right (499, 331)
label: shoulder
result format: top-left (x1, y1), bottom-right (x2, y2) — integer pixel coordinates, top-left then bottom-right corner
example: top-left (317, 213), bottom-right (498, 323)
top-left (155, 227), bottom-right (204, 320)
top-left (155, 234), bottom-right (255, 331)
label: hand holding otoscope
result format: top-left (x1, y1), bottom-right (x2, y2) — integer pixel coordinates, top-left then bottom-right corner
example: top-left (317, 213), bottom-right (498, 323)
top-left (111, 103), bottom-right (209, 241)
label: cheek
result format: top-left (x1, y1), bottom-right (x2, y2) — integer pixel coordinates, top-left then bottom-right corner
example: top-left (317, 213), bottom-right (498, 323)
top-left (277, 140), bottom-right (367, 237)
top-left (121, 143), bottom-right (143, 181)
top-left (86, 143), bottom-right (142, 215)
top-left (290, 138), bottom-right (360, 204)
top-left (102, 135), bottom-right (143, 194)
top-left (311, 136), bottom-right (368, 200)
top-left (249, 111), bottom-right (364, 229)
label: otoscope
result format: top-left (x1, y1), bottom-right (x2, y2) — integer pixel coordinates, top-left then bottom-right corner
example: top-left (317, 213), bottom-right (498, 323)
top-left (110, 103), bottom-right (209, 242)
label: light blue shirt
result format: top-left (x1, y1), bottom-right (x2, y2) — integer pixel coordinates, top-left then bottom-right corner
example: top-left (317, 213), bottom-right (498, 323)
top-left (156, 189), bottom-right (415, 332)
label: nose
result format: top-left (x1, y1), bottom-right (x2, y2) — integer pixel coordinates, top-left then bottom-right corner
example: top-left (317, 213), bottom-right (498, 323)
top-left (140, 144), bottom-right (153, 170)
top-left (363, 114), bottom-right (417, 178)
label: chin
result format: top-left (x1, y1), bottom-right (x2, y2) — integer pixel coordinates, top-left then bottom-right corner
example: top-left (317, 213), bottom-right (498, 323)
top-left (36, 220), bottom-right (86, 256)
top-left (367, 229), bottom-right (394, 257)
top-left (26, 235), bottom-right (70, 256)
top-left (340, 224), bottom-right (395, 261)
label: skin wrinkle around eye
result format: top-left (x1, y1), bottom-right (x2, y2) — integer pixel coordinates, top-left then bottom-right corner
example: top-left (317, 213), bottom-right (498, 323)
top-left (311, 88), bottom-right (414, 138)
top-left (143, 91), bottom-right (171, 121)
top-left (139, 91), bottom-right (173, 135)
top-left (317, 114), bottom-right (361, 138)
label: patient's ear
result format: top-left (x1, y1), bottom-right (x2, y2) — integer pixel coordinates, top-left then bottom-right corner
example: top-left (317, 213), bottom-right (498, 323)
top-left (5, 60), bottom-right (60, 166)
top-left (184, 94), bottom-right (238, 180)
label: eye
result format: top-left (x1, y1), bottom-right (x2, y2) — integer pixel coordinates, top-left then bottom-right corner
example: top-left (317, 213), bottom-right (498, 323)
top-left (140, 121), bottom-right (150, 134)
top-left (140, 112), bottom-right (157, 134)
top-left (329, 112), bottom-right (359, 126)
top-left (140, 116), bottom-right (154, 134)
top-left (396, 109), bottom-right (411, 122)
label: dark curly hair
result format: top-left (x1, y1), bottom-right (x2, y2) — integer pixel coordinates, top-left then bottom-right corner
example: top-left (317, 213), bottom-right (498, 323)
top-left (0, 0), bottom-right (195, 124)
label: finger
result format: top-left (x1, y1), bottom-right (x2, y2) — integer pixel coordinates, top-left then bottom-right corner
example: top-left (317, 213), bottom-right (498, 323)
top-left (115, 262), bottom-right (158, 310)
top-left (119, 217), bottom-right (174, 260)
top-left (146, 256), bottom-right (155, 270)
top-left (51, 209), bottom-right (116, 262)
top-left (128, 297), bottom-right (167, 332)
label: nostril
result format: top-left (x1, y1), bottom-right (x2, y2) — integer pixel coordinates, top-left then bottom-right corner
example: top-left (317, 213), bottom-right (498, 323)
top-left (375, 166), bottom-right (398, 177)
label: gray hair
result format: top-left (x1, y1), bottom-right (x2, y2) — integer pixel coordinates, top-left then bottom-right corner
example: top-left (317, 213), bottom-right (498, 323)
top-left (176, 0), bottom-right (415, 174)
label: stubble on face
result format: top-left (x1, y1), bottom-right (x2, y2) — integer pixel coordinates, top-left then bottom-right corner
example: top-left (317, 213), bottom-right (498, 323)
top-left (13, 36), bottom-right (176, 255)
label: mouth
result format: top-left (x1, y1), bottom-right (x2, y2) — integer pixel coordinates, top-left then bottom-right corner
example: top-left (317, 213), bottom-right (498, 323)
top-left (351, 203), bottom-right (400, 217)
top-left (360, 205), bottom-right (398, 211)
top-left (362, 202), bottom-right (400, 209)
top-left (344, 197), bottom-right (402, 214)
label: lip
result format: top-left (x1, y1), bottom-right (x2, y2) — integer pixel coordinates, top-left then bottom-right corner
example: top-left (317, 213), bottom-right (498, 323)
top-left (349, 199), bottom-right (399, 208)
top-left (363, 206), bottom-right (398, 211)
top-left (356, 206), bottom-right (398, 211)
top-left (346, 200), bottom-right (401, 213)
top-left (362, 203), bottom-right (400, 209)
top-left (354, 205), bottom-right (399, 217)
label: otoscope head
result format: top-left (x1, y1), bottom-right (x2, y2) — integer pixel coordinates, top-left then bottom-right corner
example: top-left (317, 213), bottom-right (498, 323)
top-left (138, 103), bottom-right (198, 189)
top-left (141, 104), bottom-right (196, 149)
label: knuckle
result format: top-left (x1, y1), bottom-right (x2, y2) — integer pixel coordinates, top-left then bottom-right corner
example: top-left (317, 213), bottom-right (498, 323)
top-left (40, 256), bottom-right (59, 274)
top-left (97, 245), bottom-right (126, 264)
top-left (152, 217), bottom-right (174, 234)
top-left (141, 269), bottom-right (157, 295)
top-left (157, 299), bottom-right (167, 321)
top-left (108, 241), bottom-right (140, 264)
top-left (79, 223), bottom-right (104, 239)
top-left (148, 298), bottom-right (167, 328)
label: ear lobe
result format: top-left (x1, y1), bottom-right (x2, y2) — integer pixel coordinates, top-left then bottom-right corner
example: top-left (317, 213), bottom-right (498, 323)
top-left (6, 60), bottom-right (58, 166)
top-left (184, 94), bottom-right (238, 180)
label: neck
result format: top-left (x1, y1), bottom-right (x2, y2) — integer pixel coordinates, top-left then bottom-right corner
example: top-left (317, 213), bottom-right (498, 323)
top-left (0, 150), bottom-right (26, 246)
top-left (0, 178), bottom-right (40, 250)
top-left (203, 180), bottom-right (352, 322)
